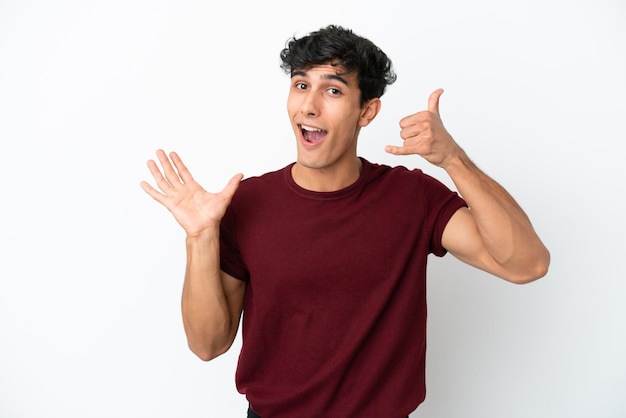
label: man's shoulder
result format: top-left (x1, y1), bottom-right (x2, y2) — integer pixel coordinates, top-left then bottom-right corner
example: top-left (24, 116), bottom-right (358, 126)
top-left (241, 163), bottom-right (292, 186)
top-left (362, 158), bottom-right (458, 201)
top-left (232, 163), bottom-right (293, 203)
top-left (362, 158), bottom-right (426, 183)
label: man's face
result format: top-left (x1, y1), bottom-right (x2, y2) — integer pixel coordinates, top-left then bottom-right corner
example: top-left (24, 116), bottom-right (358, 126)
top-left (287, 64), bottom-right (369, 173)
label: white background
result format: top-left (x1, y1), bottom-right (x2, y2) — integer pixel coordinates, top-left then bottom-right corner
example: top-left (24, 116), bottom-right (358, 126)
top-left (1, 0), bottom-right (625, 417)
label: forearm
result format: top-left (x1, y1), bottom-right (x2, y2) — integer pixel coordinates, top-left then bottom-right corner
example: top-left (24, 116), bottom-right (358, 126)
top-left (444, 151), bottom-right (550, 279)
top-left (181, 229), bottom-right (234, 360)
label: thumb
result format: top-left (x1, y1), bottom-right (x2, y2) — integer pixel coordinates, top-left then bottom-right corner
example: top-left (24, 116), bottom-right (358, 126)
top-left (428, 88), bottom-right (444, 115)
top-left (221, 173), bottom-right (244, 200)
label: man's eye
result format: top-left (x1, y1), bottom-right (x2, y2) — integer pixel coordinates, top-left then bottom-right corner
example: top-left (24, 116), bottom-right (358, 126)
top-left (295, 82), bottom-right (307, 90)
top-left (328, 88), bottom-right (342, 95)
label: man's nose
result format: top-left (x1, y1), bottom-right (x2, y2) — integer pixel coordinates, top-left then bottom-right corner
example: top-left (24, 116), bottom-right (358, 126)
top-left (301, 93), bottom-right (319, 116)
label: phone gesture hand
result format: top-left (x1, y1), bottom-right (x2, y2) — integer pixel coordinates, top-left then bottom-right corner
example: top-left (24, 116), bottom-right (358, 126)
top-left (386, 89), bottom-right (461, 168)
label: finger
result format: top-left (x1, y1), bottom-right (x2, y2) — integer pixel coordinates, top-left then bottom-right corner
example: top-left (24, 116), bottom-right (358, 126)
top-left (156, 149), bottom-right (183, 188)
top-left (399, 114), bottom-right (414, 129)
top-left (428, 88), bottom-right (444, 115)
top-left (384, 145), bottom-right (410, 156)
top-left (399, 123), bottom-right (423, 140)
top-left (220, 173), bottom-right (244, 201)
top-left (169, 151), bottom-right (194, 184)
top-left (140, 180), bottom-right (168, 205)
top-left (146, 159), bottom-right (176, 192)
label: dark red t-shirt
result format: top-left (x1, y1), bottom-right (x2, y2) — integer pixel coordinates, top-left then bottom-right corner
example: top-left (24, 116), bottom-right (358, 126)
top-left (220, 158), bottom-right (466, 418)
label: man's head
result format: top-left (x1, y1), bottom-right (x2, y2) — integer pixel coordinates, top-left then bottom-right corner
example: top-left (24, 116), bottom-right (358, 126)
top-left (280, 25), bottom-right (397, 106)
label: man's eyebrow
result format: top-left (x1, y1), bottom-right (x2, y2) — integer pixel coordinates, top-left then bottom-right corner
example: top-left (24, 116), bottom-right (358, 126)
top-left (291, 70), bottom-right (351, 87)
top-left (323, 74), bottom-right (350, 86)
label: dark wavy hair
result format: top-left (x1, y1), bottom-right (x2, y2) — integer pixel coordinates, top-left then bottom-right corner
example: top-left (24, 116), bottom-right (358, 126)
top-left (279, 25), bottom-right (397, 106)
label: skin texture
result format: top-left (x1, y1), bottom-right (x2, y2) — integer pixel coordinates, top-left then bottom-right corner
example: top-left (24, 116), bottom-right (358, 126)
top-left (386, 89), bottom-right (550, 283)
top-left (287, 65), bottom-right (380, 192)
top-left (141, 151), bottom-right (245, 359)
top-left (141, 67), bottom-right (549, 360)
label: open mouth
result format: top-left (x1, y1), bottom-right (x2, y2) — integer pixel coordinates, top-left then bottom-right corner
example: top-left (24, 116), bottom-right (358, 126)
top-left (301, 124), bottom-right (327, 143)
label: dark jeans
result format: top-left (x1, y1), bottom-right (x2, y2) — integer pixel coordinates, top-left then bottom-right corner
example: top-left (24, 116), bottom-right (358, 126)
top-left (247, 406), bottom-right (409, 418)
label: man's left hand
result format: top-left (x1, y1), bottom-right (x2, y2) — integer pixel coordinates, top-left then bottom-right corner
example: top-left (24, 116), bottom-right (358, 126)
top-left (385, 88), bottom-right (462, 169)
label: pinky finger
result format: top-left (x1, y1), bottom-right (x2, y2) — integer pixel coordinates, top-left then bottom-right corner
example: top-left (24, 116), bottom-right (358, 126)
top-left (385, 145), bottom-right (408, 155)
top-left (146, 159), bottom-right (175, 192)
top-left (140, 181), bottom-right (168, 205)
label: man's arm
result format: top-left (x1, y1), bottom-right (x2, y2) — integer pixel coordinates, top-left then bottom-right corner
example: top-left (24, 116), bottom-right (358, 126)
top-left (386, 90), bottom-right (550, 283)
top-left (182, 232), bottom-right (246, 360)
top-left (440, 157), bottom-right (550, 283)
top-left (141, 150), bottom-right (245, 359)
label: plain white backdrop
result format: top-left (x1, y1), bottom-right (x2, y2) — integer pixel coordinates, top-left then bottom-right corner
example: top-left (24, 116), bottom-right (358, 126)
top-left (1, 0), bottom-right (625, 417)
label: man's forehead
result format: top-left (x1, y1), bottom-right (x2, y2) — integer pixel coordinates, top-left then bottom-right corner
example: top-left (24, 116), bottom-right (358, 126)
top-left (291, 65), bottom-right (356, 84)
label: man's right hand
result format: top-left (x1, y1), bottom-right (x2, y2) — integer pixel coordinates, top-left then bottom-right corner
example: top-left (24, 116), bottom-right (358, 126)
top-left (140, 149), bottom-right (243, 237)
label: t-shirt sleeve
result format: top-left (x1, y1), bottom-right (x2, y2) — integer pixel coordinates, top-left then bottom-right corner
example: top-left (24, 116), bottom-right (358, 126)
top-left (219, 205), bottom-right (250, 281)
top-left (422, 174), bottom-right (467, 257)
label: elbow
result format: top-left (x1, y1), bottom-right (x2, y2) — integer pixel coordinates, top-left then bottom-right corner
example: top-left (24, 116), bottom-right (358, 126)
top-left (508, 249), bottom-right (551, 285)
top-left (182, 317), bottom-right (239, 361)
top-left (189, 342), bottom-right (229, 362)
top-left (187, 333), bottom-right (234, 361)
top-left (192, 347), bottom-right (219, 362)
top-left (510, 267), bottom-right (547, 285)
top-left (194, 351), bottom-right (220, 362)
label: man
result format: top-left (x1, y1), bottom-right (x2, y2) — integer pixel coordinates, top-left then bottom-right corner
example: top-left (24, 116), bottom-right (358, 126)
top-left (141, 25), bottom-right (549, 418)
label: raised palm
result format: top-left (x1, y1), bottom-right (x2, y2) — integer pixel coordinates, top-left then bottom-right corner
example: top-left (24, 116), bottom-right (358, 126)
top-left (141, 149), bottom-right (242, 237)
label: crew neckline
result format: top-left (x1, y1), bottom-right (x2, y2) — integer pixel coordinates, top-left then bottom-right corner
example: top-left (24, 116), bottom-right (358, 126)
top-left (283, 157), bottom-right (372, 201)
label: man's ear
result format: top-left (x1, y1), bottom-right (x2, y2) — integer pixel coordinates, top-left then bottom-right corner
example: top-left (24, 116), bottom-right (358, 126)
top-left (358, 98), bottom-right (381, 127)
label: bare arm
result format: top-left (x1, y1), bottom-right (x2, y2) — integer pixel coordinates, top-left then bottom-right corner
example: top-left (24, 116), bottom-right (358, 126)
top-left (440, 156), bottom-right (550, 283)
top-left (183, 232), bottom-right (245, 360)
top-left (141, 149), bottom-right (245, 359)
top-left (386, 90), bottom-right (550, 284)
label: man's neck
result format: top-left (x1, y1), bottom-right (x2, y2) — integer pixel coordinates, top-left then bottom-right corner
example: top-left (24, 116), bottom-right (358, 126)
top-left (291, 158), bottom-right (363, 192)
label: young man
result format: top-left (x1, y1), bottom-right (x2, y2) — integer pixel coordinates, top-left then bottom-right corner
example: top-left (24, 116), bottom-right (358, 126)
top-left (141, 25), bottom-right (550, 418)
